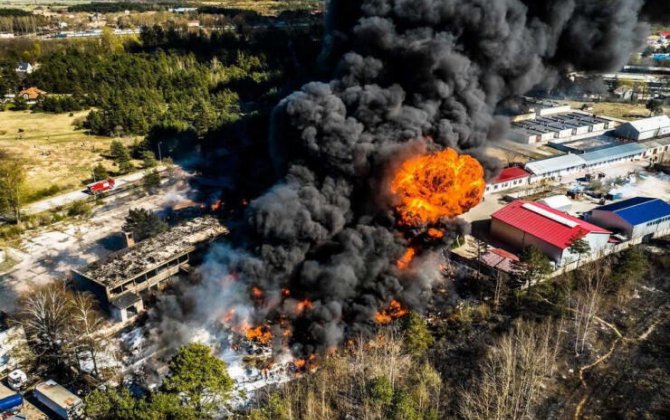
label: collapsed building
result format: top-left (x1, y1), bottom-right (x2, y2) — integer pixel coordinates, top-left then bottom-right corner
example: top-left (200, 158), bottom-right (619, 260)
top-left (72, 216), bottom-right (228, 322)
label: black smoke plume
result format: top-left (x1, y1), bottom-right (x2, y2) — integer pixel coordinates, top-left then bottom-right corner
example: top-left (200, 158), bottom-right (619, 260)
top-left (151, 0), bottom-right (654, 354)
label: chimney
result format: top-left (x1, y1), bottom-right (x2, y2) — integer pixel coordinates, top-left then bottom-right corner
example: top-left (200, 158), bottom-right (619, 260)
top-left (123, 230), bottom-right (135, 248)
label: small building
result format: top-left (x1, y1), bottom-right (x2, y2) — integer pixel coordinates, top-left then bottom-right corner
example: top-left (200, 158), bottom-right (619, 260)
top-left (479, 247), bottom-right (519, 274)
top-left (15, 62), bottom-right (34, 74)
top-left (17, 87), bottom-right (46, 101)
top-left (524, 153), bottom-right (585, 178)
top-left (642, 136), bottom-right (670, 162)
top-left (537, 195), bottom-right (573, 212)
top-left (491, 200), bottom-right (611, 266)
top-left (589, 197), bottom-right (670, 240)
top-left (579, 143), bottom-right (646, 168)
top-left (72, 217), bottom-right (227, 322)
top-left (484, 167), bottom-right (531, 195)
top-left (615, 115), bottom-right (670, 141)
top-left (33, 380), bottom-right (82, 420)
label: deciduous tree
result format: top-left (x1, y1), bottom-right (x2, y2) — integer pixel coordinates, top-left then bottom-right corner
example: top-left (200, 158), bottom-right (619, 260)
top-left (0, 158), bottom-right (25, 224)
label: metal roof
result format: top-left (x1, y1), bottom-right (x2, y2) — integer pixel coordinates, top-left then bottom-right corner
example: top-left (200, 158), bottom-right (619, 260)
top-left (594, 197), bottom-right (670, 225)
top-left (624, 115), bottom-right (670, 133)
top-left (35, 380), bottom-right (82, 410)
top-left (525, 154), bottom-right (585, 175)
top-left (580, 143), bottom-right (646, 165)
top-left (491, 200), bottom-right (610, 249)
top-left (492, 167), bottom-right (530, 184)
top-left (538, 195), bottom-right (573, 210)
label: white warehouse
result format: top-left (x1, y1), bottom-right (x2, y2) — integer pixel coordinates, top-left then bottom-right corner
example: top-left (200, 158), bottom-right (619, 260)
top-left (589, 197), bottom-right (670, 240)
top-left (615, 115), bottom-right (670, 141)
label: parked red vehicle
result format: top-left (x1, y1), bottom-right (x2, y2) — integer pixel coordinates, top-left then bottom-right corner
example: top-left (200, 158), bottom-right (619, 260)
top-left (86, 178), bottom-right (116, 194)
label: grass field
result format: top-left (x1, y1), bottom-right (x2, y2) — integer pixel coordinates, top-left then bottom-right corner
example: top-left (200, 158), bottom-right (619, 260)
top-left (0, 110), bottom-right (139, 201)
top-left (565, 100), bottom-right (669, 121)
top-left (1, 1), bottom-right (322, 15)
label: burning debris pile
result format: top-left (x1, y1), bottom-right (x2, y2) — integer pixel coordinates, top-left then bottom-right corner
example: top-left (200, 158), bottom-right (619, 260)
top-left (148, 0), bottom-right (656, 370)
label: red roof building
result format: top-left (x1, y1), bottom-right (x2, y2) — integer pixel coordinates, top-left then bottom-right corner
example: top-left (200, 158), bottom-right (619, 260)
top-left (490, 200), bottom-right (611, 265)
top-left (485, 167), bottom-right (531, 195)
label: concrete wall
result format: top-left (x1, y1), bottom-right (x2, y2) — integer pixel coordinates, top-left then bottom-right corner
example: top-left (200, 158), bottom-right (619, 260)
top-left (490, 219), bottom-right (563, 263)
top-left (71, 271), bottom-right (111, 310)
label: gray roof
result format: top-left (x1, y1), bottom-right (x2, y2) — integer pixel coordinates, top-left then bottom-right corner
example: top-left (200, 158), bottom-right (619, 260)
top-left (623, 115), bottom-right (670, 134)
top-left (81, 216), bottom-right (227, 287)
top-left (580, 143), bottom-right (646, 165)
top-left (525, 154), bottom-right (585, 175)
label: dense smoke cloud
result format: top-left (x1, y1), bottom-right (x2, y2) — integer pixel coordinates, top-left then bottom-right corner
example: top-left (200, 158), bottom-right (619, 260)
top-left (151, 0), bottom-right (655, 354)
top-left (641, 0), bottom-right (670, 24)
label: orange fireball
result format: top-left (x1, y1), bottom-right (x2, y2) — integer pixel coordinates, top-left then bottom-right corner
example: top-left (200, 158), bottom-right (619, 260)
top-left (391, 148), bottom-right (485, 226)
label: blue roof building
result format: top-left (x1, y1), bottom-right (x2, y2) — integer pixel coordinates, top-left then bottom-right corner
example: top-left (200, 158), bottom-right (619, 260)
top-left (590, 197), bottom-right (670, 239)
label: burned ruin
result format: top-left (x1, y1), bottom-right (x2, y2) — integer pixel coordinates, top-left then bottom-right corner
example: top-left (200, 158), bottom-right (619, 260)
top-left (72, 216), bottom-right (228, 322)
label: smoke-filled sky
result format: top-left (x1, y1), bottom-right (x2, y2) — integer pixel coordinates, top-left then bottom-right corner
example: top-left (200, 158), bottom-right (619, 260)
top-left (152, 0), bottom-right (666, 355)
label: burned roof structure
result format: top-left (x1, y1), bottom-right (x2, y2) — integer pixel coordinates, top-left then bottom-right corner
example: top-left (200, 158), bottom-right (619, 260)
top-left (72, 216), bottom-right (228, 322)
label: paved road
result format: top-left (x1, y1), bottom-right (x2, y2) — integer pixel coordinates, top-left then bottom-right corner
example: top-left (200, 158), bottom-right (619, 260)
top-left (24, 167), bottom-right (165, 215)
top-left (0, 174), bottom-right (188, 312)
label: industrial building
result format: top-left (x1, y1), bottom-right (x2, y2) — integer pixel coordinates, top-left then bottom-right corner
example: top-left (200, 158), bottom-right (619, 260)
top-left (524, 153), bottom-right (586, 177)
top-left (641, 136), bottom-right (670, 162)
top-left (537, 195), bottom-right (573, 212)
top-left (490, 200), bottom-right (611, 266)
top-left (524, 143), bottom-right (647, 177)
top-left (579, 143), bottom-right (647, 168)
top-left (484, 167), bottom-right (531, 195)
top-left (511, 98), bottom-right (571, 122)
top-left (589, 197), bottom-right (670, 240)
top-left (510, 111), bottom-right (619, 145)
top-left (614, 115), bottom-right (670, 141)
top-left (72, 216), bottom-right (227, 322)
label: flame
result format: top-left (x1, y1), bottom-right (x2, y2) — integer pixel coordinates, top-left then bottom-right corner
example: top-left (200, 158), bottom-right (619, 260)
top-left (222, 309), bottom-right (235, 323)
top-left (427, 228), bottom-right (444, 238)
top-left (250, 287), bottom-right (263, 299)
top-left (390, 148), bottom-right (485, 226)
top-left (296, 299), bottom-right (314, 313)
top-left (396, 247), bottom-right (416, 270)
top-left (374, 299), bottom-right (408, 324)
top-left (244, 325), bottom-right (272, 344)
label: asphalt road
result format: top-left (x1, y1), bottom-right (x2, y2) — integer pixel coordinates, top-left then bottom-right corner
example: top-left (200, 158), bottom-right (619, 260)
top-left (24, 167), bottom-right (165, 215)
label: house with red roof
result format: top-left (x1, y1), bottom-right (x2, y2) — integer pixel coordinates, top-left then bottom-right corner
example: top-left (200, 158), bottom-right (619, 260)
top-left (484, 167), bottom-right (531, 195)
top-left (490, 200), bottom-right (611, 266)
